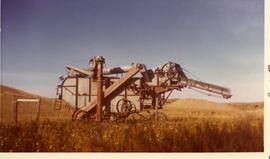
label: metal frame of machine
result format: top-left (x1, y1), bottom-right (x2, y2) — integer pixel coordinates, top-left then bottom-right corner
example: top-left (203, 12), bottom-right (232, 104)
top-left (54, 56), bottom-right (232, 121)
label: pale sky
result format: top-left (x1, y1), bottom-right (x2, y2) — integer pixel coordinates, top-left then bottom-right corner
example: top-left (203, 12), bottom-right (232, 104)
top-left (1, 0), bottom-right (264, 102)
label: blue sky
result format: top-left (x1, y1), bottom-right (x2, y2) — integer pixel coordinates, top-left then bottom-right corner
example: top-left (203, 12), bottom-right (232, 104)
top-left (1, 0), bottom-right (264, 102)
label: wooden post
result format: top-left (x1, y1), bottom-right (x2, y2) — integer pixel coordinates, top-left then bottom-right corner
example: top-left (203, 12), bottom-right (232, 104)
top-left (155, 73), bottom-right (160, 121)
top-left (124, 89), bottom-right (127, 100)
top-left (12, 96), bottom-right (14, 123)
top-left (105, 78), bottom-right (111, 115)
top-left (15, 102), bottom-right (18, 124)
top-left (155, 95), bottom-right (158, 121)
top-left (36, 97), bottom-right (41, 121)
top-left (95, 56), bottom-right (104, 122)
top-left (139, 79), bottom-right (142, 111)
top-left (89, 77), bottom-right (91, 102)
top-left (75, 76), bottom-right (79, 110)
top-left (12, 96), bottom-right (18, 124)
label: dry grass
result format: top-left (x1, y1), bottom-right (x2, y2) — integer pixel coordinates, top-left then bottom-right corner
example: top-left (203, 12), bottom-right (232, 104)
top-left (0, 85), bottom-right (264, 152)
top-left (160, 98), bottom-right (263, 120)
top-left (0, 118), bottom-right (263, 152)
top-left (0, 85), bottom-right (71, 123)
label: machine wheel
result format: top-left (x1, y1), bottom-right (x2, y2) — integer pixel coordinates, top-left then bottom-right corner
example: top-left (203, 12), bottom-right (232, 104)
top-left (161, 62), bottom-right (178, 79)
top-left (72, 109), bottom-right (87, 121)
top-left (158, 62), bottom-right (180, 80)
top-left (116, 99), bottom-right (132, 118)
top-left (72, 109), bottom-right (95, 121)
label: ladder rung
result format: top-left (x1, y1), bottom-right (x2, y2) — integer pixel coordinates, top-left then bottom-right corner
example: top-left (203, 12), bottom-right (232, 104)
top-left (54, 99), bottom-right (62, 110)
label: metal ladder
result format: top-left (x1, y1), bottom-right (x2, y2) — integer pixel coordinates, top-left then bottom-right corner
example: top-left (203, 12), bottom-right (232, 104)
top-left (54, 85), bottom-right (62, 110)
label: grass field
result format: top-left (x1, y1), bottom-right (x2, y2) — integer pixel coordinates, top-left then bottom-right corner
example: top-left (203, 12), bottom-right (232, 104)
top-left (0, 85), bottom-right (264, 152)
top-left (0, 85), bottom-right (71, 123)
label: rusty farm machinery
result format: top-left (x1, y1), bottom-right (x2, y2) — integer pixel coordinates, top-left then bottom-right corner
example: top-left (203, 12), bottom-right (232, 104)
top-left (54, 56), bottom-right (232, 121)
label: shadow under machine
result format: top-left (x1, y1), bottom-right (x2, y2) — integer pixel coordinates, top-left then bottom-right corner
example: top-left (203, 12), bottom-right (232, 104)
top-left (54, 56), bottom-right (232, 121)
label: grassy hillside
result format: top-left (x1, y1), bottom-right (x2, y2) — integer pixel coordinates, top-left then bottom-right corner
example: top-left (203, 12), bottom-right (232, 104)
top-left (160, 98), bottom-right (263, 120)
top-left (0, 85), bottom-right (71, 123)
top-left (0, 85), bottom-right (264, 152)
top-left (1, 85), bottom-right (263, 123)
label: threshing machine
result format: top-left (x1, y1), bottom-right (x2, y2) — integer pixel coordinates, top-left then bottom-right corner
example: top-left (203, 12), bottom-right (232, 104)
top-left (54, 56), bottom-right (232, 121)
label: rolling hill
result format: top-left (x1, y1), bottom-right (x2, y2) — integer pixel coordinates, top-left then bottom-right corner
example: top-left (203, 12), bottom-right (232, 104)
top-left (0, 85), bottom-right (264, 152)
top-left (0, 85), bottom-right (71, 123)
top-left (0, 85), bottom-right (263, 123)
